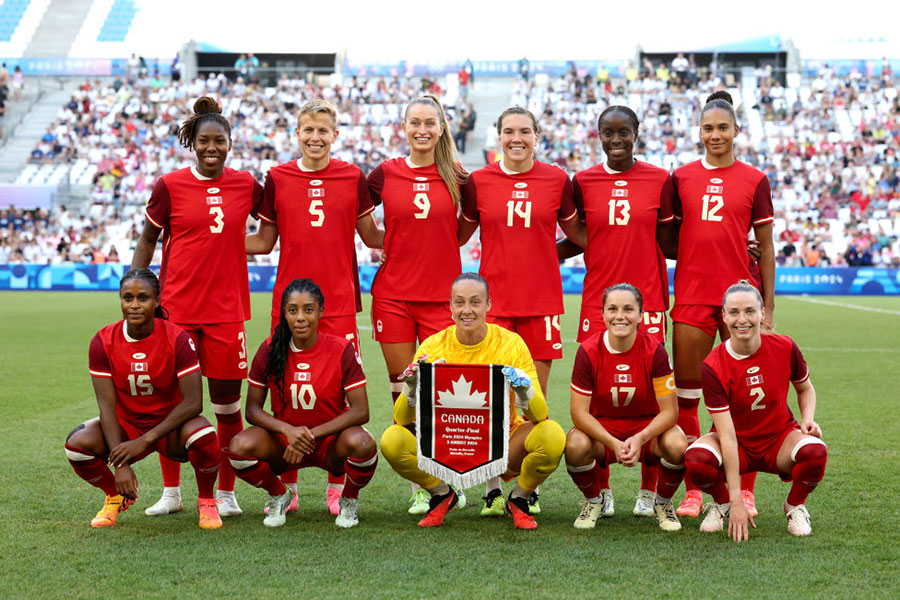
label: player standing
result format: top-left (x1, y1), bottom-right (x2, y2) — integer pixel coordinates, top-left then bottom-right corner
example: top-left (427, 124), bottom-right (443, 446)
top-left (227, 279), bottom-right (377, 528)
top-left (565, 283), bottom-right (686, 532)
top-left (458, 106), bottom-right (585, 515)
top-left (132, 97), bottom-right (263, 518)
top-left (684, 282), bottom-right (826, 540)
top-left (366, 95), bottom-right (467, 513)
top-left (246, 99), bottom-right (383, 516)
top-left (65, 269), bottom-right (222, 529)
top-left (670, 91), bottom-right (775, 518)
top-left (557, 105), bottom-right (676, 519)
top-left (380, 274), bottom-right (566, 529)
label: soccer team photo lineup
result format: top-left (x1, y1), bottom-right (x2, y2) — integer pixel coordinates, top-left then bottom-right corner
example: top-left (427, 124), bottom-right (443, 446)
top-left (3, 8), bottom-right (900, 594)
top-left (52, 89), bottom-right (833, 542)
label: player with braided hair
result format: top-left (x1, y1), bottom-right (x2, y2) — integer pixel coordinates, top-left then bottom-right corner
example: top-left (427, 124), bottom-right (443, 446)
top-left (65, 269), bottom-right (222, 529)
top-left (132, 96), bottom-right (263, 518)
top-left (227, 279), bottom-right (376, 528)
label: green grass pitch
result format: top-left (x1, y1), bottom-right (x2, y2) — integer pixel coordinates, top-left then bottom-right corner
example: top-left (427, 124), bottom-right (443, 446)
top-left (1, 292), bottom-right (898, 598)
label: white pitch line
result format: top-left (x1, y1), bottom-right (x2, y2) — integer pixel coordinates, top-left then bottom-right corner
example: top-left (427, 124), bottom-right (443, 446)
top-left (786, 296), bottom-right (900, 317)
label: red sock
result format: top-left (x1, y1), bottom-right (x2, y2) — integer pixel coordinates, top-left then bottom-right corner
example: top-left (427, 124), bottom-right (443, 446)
top-left (787, 441), bottom-right (827, 506)
top-left (741, 471), bottom-right (757, 492)
top-left (185, 426), bottom-right (219, 499)
top-left (281, 469), bottom-right (299, 485)
top-left (212, 395), bottom-right (244, 493)
top-left (159, 454), bottom-right (182, 487)
top-left (343, 451), bottom-right (378, 499)
top-left (684, 446), bottom-right (728, 504)
top-left (640, 463), bottom-right (659, 492)
top-left (327, 471), bottom-right (346, 486)
top-left (596, 464), bottom-right (610, 489)
top-left (656, 459), bottom-right (685, 500)
top-left (66, 444), bottom-right (117, 496)
top-left (676, 382), bottom-right (702, 493)
top-left (568, 460), bottom-right (603, 499)
top-left (228, 453), bottom-right (286, 496)
top-left (389, 374), bottom-right (404, 404)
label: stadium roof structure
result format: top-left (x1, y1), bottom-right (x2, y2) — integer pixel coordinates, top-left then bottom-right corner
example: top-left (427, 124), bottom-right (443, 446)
top-left (640, 35), bottom-right (784, 55)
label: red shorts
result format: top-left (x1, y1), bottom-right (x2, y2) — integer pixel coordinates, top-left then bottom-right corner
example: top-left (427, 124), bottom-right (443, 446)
top-left (594, 416), bottom-right (658, 466)
top-left (270, 313), bottom-right (361, 354)
top-left (371, 297), bottom-right (452, 343)
top-left (175, 321), bottom-right (248, 380)
top-left (577, 305), bottom-right (667, 344)
top-left (276, 432), bottom-right (341, 475)
top-left (737, 425), bottom-right (799, 476)
top-left (118, 419), bottom-right (171, 462)
top-left (670, 304), bottom-right (724, 338)
top-left (488, 314), bottom-right (562, 360)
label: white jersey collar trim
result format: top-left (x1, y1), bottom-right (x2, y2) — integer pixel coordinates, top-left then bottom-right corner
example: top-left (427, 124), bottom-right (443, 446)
top-left (602, 331), bottom-right (624, 355)
top-left (725, 338), bottom-right (753, 360)
top-left (190, 165), bottom-right (215, 180)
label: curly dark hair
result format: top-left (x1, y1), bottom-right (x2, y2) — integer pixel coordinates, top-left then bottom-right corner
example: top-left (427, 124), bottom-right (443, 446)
top-left (176, 96), bottom-right (231, 149)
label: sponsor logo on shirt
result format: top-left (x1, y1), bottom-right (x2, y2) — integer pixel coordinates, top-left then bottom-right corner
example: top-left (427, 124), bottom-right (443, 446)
top-left (294, 372), bottom-right (311, 381)
top-left (706, 185), bottom-right (723, 194)
top-left (308, 188), bottom-right (325, 197)
top-left (747, 366), bottom-right (760, 374)
top-left (614, 180), bottom-right (627, 187)
top-left (514, 182), bottom-right (528, 189)
top-left (615, 364), bottom-right (630, 371)
top-left (207, 187), bottom-right (220, 194)
top-left (238, 361), bottom-right (247, 370)
top-left (745, 374), bottom-right (765, 386)
top-left (413, 182), bottom-right (430, 191)
top-left (131, 362), bottom-right (149, 372)
top-left (206, 196), bottom-right (223, 205)
top-left (614, 373), bottom-right (633, 384)
top-left (647, 326), bottom-right (660, 334)
top-left (512, 190), bottom-right (529, 199)
top-left (188, 338), bottom-right (196, 351)
top-left (710, 178), bottom-right (723, 184)
top-left (132, 352), bottom-right (146, 359)
top-left (582, 319), bottom-right (590, 332)
top-left (612, 188), bottom-right (628, 198)
top-left (310, 179), bottom-right (323, 186)
top-left (297, 363), bottom-right (310, 370)
top-left (415, 176), bottom-right (428, 182)
top-left (552, 343), bottom-right (563, 350)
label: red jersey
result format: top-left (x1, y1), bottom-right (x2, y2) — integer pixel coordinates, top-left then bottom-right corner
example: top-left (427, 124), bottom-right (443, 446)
top-left (260, 159), bottom-right (374, 318)
top-left (672, 159), bottom-right (773, 305)
top-left (367, 158), bottom-right (461, 302)
top-left (461, 160), bottom-right (577, 316)
top-left (146, 167), bottom-right (263, 324)
top-left (573, 161), bottom-right (673, 312)
top-left (248, 333), bottom-right (366, 429)
top-left (89, 320), bottom-right (200, 429)
top-left (570, 328), bottom-right (673, 419)
top-left (702, 334), bottom-right (808, 443)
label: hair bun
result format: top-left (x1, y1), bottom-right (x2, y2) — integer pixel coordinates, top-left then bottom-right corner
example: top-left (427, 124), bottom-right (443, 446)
top-left (706, 90), bottom-right (733, 105)
top-left (193, 96), bottom-right (223, 115)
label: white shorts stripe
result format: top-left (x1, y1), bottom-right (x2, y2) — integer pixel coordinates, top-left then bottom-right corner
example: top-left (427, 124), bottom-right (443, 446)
top-left (185, 426), bottom-right (216, 449)
top-left (676, 387), bottom-right (702, 399)
top-left (687, 442), bottom-right (722, 465)
top-left (229, 458), bottom-right (258, 470)
top-left (65, 448), bottom-right (95, 462)
top-left (212, 400), bottom-right (242, 415)
top-left (791, 437), bottom-right (827, 462)
top-left (567, 460), bottom-right (597, 473)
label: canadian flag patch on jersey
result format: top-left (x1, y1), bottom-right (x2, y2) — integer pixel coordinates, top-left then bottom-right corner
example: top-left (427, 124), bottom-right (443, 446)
top-left (131, 362), bottom-right (149, 372)
top-left (206, 196), bottom-right (223, 205)
top-left (308, 188), bottom-right (324, 197)
top-left (746, 374), bottom-right (765, 386)
top-left (614, 373), bottom-right (633, 384)
top-left (511, 190), bottom-right (529, 199)
top-left (293, 372), bottom-right (311, 382)
top-left (706, 185), bottom-right (723, 194)
top-left (413, 182), bottom-right (430, 191)
top-left (612, 188), bottom-right (629, 197)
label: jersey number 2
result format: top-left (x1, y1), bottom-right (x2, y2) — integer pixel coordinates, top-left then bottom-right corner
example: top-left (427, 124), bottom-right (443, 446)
top-left (749, 387), bottom-right (766, 410)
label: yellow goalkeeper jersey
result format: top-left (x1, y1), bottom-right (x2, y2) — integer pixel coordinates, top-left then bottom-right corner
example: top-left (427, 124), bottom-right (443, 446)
top-left (394, 324), bottom-right (548, 430)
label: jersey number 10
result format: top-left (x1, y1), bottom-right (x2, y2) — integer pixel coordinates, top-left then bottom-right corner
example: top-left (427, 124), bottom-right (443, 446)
top-left (290, 383), bottom-right (317, 410)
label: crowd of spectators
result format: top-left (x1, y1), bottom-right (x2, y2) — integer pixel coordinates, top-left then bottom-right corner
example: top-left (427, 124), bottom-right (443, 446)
top-left (505, 60), bottom-right (900, 268)
top-left (3, 63), bottom-right (900, 270)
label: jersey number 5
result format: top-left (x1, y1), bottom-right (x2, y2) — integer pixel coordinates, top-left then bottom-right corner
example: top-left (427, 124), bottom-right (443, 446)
top-left (701, 194), bottom-right (724, 222)
top-left (290, 383), bottom-right (317, 410)
top-left (309, 199), bottom-right (325, 227)
top-left (209, 206), bottom-right (225, 233)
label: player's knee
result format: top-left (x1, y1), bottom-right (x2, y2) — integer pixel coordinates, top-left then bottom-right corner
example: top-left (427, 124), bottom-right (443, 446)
top-left (380, 424), bottom-right (415, 465)
top-left (65, 422), bottom-right (86, 444)
top-left (662, 427), bottom-right (688, 461)
top-left (227, 431), bottom-right (255, 458)
top-left (564, 427), bottom-right (593, 465)
top-left (684, 443), bottom-right (722, 482)
top-left (793, 438), bottom-right (827, 465)
top-left (346, 427), bottom-right (377, 458)
top-left (527, 419), bottom-right (566, 463)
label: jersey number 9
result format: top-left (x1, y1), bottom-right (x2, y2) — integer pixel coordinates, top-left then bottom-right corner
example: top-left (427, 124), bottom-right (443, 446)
top-left (413, 193), bottom-right (431, 219)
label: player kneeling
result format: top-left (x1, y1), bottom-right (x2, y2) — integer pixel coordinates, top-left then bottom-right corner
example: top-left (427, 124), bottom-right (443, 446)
top-left (566, 283), bottom-right (687, 532)
top-left (65, 269), bottom-right (222, 529)
top-left (227, 279), bottom-right (376, 528)
top-left (380, 274), bottom-right (566, 530)
top-left (684, 282), bottom-right (827, 541)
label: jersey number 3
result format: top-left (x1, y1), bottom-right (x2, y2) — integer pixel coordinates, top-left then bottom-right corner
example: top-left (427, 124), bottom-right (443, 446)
top-left (209, 206), bottom-right (225, 233)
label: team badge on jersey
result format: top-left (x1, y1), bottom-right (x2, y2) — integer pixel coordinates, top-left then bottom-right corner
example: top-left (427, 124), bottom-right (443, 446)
top-left (611, 188), bottom-right (628, 198)
top-left (511, 190), bottom-right (529, 199)
top-left (746, 374), bottom-right (765, 386)
top-left (614, 373), bottom-right (633, 384)
top-left (293, 372), bottom-right (311, 382)
top-left (413, 182), bottom-right (430, 191)
top-left (308, 188), bottom-right (325, 197)
top-left (206, 196), bottom-right (223, 205)
top-left (131, 361), bottom-right (149, 372)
